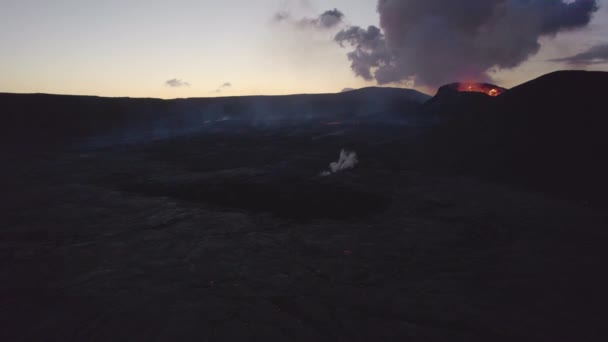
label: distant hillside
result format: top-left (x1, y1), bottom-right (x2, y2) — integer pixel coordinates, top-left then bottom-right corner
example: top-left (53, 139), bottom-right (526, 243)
top-left (173, 87), bottom-right (430, 124)
top-left (425, 70), bottom-right (608, 206)
top-left (496, 71), bottom-right (608, 204)
top-left (0, 87), bottom-right (430, 150)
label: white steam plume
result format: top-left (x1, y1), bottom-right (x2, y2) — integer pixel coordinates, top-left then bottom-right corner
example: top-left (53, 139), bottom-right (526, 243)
top-left (320, 149), bottom-right (359, 177)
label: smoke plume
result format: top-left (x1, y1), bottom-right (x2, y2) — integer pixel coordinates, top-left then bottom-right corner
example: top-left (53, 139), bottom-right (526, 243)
top-left (320, 149), bottom-right (359, 177)
top-left (335, 0), bottom-right (599, 87)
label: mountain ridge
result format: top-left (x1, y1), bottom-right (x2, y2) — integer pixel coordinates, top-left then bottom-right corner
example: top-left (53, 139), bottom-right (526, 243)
top-left (0, 86), bottom-right (430, 101)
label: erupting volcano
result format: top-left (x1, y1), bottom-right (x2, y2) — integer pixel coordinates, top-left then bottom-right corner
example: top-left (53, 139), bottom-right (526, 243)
top-left (425, 82), bottom-right (509, 109)
top-left (455, 83), bottom-right (506, 97)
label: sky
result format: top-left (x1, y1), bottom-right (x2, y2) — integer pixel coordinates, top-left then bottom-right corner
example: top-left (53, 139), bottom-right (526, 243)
top-left (0, 0), bottom-right (607, 98)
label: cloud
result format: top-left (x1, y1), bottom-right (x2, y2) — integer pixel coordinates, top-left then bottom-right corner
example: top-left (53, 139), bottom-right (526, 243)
top-left (335, 0), bottom-right (599, 87)
top-left (550, 43), bottom-right (608, 64)
top-left (273, 11), bottom-right (290, 23)
top-left (165, 79), bottom-right (190, 88)
top-left (274, 8), bottom-right (345, 30)
top-left (213, 82), bottom-right (233, 93)
top-left (320, 149), bottom-right (359, 177)
top-left (314, 9), bottom-right (345, 29)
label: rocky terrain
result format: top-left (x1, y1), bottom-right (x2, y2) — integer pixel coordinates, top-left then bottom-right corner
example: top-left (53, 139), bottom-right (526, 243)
top-left (1, 71), bottom-right (607, 341)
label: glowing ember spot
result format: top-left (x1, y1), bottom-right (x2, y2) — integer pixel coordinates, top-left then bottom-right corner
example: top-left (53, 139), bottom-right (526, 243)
top-left (489, 89), bottom-right (499, 97)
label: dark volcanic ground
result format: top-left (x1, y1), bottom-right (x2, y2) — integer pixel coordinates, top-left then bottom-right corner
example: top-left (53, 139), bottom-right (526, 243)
top-left (2, 119), bottom-right (608, 341)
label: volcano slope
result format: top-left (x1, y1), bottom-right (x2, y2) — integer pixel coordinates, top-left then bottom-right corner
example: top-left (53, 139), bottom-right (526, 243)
top-left (1, 78), bottom-right (608, 341)
top-left (423, 70), bottom-right (608, 207)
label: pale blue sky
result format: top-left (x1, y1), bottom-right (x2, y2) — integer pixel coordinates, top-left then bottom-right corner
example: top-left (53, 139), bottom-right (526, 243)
top-left (0, 0), bottom-right (606, 98)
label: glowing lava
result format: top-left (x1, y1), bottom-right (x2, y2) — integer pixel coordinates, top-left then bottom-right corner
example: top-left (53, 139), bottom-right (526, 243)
top-left (457, 83), bottom-right (505, 97)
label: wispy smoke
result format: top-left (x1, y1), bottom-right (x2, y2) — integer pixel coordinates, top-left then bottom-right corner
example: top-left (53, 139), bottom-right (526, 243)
top-left (551, 43), bottom-right (608, 64)
top-left (335, 0), bottom-right (599, 87)
top-left (275, 8), bottom-right (345, 30)
top-left (165, 79), bottom-right (191, 88)
top-left (320, 149), bottom-right (359, 177)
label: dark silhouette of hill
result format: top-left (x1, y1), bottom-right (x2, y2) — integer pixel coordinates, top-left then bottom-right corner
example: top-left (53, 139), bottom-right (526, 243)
top-left (0, 93), bottom-right (171, 153)
top-left (0, 87), bottom-right (429, 152)
top-left (424, 70), bottom-right (608, 206)
top-left (496, 71), bottom-right (608, 205)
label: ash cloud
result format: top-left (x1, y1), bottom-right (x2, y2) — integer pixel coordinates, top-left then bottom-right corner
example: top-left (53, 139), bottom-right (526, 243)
top-left (320, 149), bottom-right (359, 177)
top-left (335, 0), bottom-right (599, 87)
top-left (551, 43), bottom-right (608, 64)
top-left (165, 79), bottom-right (190, 88)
